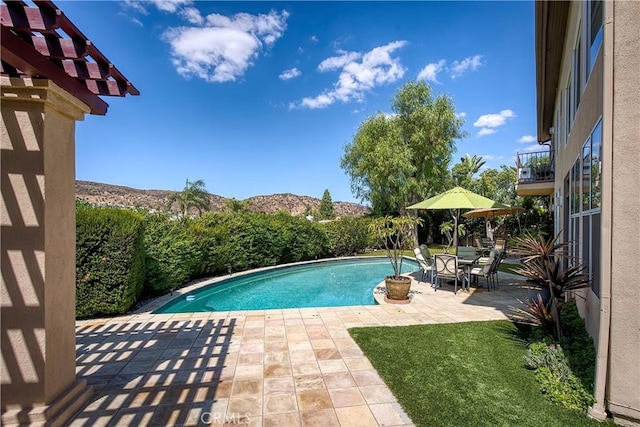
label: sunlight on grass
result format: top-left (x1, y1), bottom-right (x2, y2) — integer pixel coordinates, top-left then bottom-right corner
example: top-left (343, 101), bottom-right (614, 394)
top-left (350, 321), bottom-right (601, 427)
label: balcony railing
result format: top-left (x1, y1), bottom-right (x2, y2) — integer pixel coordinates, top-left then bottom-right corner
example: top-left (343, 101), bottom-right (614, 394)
top-left (516, 150), bottom-right (554, 183)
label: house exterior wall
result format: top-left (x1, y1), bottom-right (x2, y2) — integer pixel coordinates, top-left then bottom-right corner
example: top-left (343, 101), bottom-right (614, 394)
top-left (550, 1), bottom-right (604, 341)
top-left (543, 1), bottom-right (640, 423)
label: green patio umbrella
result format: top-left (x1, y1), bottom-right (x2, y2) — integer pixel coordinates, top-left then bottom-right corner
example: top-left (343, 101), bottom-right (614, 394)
top-left (407, 187), bottom-right (510, 249)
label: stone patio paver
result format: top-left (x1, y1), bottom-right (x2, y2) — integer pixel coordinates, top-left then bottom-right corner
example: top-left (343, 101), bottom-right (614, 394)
top-left (71, 272), bottom-right (531, 426)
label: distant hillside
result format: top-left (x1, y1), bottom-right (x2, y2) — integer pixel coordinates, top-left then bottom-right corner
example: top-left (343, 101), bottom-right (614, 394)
top-left (75, 181), bottom-right (370, 218)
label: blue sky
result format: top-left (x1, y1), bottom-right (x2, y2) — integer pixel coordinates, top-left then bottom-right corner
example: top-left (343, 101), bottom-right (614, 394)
top-left (64, 1), bottom-right (540, 204)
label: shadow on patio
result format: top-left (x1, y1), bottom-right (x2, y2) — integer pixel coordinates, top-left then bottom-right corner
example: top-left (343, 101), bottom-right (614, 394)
top-left (71, 317), bottom-right (240, 426)
top-left (402, 270), bottom-right (535, 323)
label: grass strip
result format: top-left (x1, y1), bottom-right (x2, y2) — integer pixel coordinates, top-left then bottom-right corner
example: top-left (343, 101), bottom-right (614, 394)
top-left (349, 321), bottom-right (600, 427)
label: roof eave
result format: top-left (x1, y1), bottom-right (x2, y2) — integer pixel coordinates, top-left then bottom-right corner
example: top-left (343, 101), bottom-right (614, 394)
top-left (535, 1), bottom-right (570, 144)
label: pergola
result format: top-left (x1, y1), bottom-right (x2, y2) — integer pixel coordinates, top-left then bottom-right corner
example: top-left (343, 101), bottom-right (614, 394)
top-left (1, 1), bottom-right (138, 424)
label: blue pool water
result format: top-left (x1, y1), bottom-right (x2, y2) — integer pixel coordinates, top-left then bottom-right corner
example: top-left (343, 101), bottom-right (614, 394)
top-left (154, 258), bottom-right (419, 313)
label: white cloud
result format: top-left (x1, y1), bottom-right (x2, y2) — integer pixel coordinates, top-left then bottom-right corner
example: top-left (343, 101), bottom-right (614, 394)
top-left (298, 46), bottom-right (304, 54)
top-left (518, 135), bottom-right (537, 143)
top-left (151, 0), bottom-right (193, 13)
top-left (473, 109), bottom-right (516, 136)
top-left (479, 154), bottom-right (496, 160)
top-left (180, 6), bottom-right (203, 25)
top-left (455, 111), bottom-right (467, 119)
top-left (163, 9), bottom-right (289, 82)
top-left (450, 54), bottom-right (484, 78)
top-left (317, 51), bottom-right (362, 72)
top-left (477, 128), bottom-right (497, 137)
top-left (279, 67), bottom-right (301, 80)
top-left (295, 41), bottom-right (407, 109)
top-left (417, 59), bottom-right (446, 83)
top-left (310, 35), bottom-right (318, 42)
top-left (124, 1), bottom-right (289, 82)
top-left (122, 0), bottom-right (150, 15)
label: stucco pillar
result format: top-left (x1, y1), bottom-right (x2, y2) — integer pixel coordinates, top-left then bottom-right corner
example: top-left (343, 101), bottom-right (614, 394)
top-left (1, 77), bottom-right (92, 425)
top-left (607, 1), bottom-right (640, 424)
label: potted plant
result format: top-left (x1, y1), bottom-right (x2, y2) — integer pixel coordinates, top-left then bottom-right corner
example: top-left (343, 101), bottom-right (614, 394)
top-left (369, 216), bottom-right (423, 302)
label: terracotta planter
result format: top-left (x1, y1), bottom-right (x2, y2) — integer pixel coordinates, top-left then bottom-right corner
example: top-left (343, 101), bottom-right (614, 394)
top-left (385, 276), bottom-right (412, 301)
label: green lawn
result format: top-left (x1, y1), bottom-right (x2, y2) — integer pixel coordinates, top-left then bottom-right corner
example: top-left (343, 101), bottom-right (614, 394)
top-left (362, 244), bottom-right (449, 258)
top-left (349, 321), bottom-right (600, 427)
top-left (498, 261), bottom-right (523, 275)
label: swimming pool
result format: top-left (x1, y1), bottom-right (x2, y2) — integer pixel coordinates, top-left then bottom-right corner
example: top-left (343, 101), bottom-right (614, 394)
top-left (154, 257), bottom-right (419, 313)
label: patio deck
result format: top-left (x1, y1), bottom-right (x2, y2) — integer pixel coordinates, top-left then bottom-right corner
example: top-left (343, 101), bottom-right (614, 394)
top-left (71, 272), bottom-right (532, 426)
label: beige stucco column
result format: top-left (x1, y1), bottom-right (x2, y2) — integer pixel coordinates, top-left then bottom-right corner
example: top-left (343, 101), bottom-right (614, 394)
top-left (606, 1), bottom-right (640, 424)
top-left (1, 77), bottom-right (93, 425)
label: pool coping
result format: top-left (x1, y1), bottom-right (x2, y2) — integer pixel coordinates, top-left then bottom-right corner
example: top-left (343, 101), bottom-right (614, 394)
top-left (132, 256), bottom-right (418, 316)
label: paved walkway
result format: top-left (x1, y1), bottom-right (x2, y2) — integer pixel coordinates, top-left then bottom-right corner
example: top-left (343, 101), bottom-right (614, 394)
top-left (71, 271), bottom-right (532, 426)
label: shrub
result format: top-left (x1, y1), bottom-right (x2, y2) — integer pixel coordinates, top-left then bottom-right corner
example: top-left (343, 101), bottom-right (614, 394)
top-left (523, 322), bottom-right (596, 412)
top-left (76, 205), bottom-right (145, 317)
top-left (520, 299), bottom-right (596, 411)
top-left (558, 301), bottom-right (596, 393)
top-left (323, 217), bottom-right (374, 256)
top-left (143, 214), bottom-right (206, 295)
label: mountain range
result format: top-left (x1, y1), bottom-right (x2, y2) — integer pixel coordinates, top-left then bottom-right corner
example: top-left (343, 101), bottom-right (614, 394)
top-left (76, 181), bottom-right (370, 218)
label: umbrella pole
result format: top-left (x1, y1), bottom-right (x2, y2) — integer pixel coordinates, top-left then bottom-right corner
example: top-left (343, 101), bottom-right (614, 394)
top-left (453, 209), bottom-right (460, 252)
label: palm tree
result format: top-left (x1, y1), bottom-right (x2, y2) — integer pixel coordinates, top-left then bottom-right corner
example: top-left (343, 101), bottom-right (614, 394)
top-left (223, 198), bottom-right (249, 213)
top-left (168, 179), bottom-right (210, 216)
top-left (459, 154), bottom-right (486, 188)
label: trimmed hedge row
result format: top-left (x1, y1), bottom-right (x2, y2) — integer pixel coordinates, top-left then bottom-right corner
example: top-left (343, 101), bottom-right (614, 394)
top-left (76, 206), bottom-right (374, 318)
top-left (76, 205), bottom-right (145, 317)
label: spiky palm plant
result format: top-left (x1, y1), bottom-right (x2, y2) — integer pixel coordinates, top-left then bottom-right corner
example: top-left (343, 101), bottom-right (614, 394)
top-left (511, 231), bottom-right (590, 338)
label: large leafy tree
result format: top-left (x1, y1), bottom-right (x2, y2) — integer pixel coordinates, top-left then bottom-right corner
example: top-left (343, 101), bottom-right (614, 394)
top-left (168, 179), bottom-right (211, 216)
top-left (341, 81), bottom-right (465, 215)
top-left (318, 189), bottom-right (335, 220)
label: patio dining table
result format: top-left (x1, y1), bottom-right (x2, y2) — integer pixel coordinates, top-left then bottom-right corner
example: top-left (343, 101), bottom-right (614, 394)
top-left (457, 256), bottom-right (481, 291)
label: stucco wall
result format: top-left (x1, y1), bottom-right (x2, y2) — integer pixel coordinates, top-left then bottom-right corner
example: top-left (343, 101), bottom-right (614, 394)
top-left (608, 0), bottom-right (640, 422)
top-left (1, 78), bottom-right (88, 411)
top-left (551, 1), bottom-right (605, 341)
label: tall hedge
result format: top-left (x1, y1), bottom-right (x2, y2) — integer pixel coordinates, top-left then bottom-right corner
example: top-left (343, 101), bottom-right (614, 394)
top-left (75, 205), bottom-right (367, 317)
top-left (76, 205), bottom-right (145, 317)
top-left (322, 217), bottom-right (374, 256)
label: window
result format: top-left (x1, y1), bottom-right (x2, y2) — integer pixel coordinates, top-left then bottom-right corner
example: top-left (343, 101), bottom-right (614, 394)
top-left (565, 78), bottom-right (572, 142)
top-left (591, 121), bottom-right (602, 208)
top-left (557, 97), bottom-right (564, 148)
top-left (582, 141), bottom-right (591, 211)
top-left (571, 158), bottom-right (580, 216)
top-left (573, 36), bottom-right (582, 112)
top-left (566, 118), bottom-right (603, 296)
top-left (588, 0), bottom-right (603, 74)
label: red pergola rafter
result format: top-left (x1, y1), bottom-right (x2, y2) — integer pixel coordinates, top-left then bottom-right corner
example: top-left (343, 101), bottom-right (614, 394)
top-left (1, 0), bottom-right (139, 115)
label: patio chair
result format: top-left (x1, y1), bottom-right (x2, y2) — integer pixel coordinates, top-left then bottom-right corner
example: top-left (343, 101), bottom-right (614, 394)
top-left (491, 249), bottom-right (508, 288)
top-left (457, 246), bottom-right (477, 259)
top-left (419, 244), bottom-right (431, 260)
top-left (413, 248), bottom-right (435, 284)
top-left (469, 250), bottom-right (498, 291)
top-left (478, 248), bottom-right (500, 265)
top-left (433, 254), bottom-right (467, 294)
